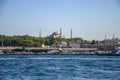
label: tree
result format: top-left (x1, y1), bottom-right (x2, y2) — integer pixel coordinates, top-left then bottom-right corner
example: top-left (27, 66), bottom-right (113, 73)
top-left (0, 35), bottom-right (84, 47)
top-left (91, 40), bottom-right (96, 44)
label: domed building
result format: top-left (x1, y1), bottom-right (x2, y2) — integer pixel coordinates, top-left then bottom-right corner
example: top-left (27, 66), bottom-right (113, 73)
top-left (52, 31), bottom-right (60, 35)
top-left (51, 31), bottom-right (65, 38)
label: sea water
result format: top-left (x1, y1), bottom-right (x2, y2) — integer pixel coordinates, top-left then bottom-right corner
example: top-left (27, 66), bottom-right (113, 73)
top-left (0, 54), bottom-right (120, 80)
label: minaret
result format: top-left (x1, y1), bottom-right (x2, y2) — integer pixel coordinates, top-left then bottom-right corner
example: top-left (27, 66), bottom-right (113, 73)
top-left (39, 29), bottom-right (41, 38)
top-left (113, 34), bottom-right (115, 45)
top-left (104, 34), bottom-right (107, 45)
top-left (105, 35), bottom-right (107, 40)
top-left (71, 29), bottom-right (72, 39)
top-left (60, 28), bottom-right (62, 38)
top-left (113, 34), bottom-right (115, 40)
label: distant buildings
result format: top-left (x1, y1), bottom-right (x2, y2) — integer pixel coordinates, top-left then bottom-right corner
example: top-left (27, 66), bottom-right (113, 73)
top-left (69, 42), bottom-right (81, 48)
top-left (68, 37), bottom-right (120, 51)
top-left (40, 28), bottom-right (120, 50)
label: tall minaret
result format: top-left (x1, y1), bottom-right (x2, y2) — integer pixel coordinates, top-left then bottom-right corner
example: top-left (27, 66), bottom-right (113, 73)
top-left (113, 34), bottom-right (115, 40)
top-left (60, 28), bottom-right (62, 38)
top-left (105, 35), bottom-right (107, 40)
top-left (113, 34), bottom-right (115, 45)
top-left (104, 34), bottom-right (107, 44)
top-left (70, 29), bottom-right (72, 39)
top-left (39, 29), bottom-right (41, 38)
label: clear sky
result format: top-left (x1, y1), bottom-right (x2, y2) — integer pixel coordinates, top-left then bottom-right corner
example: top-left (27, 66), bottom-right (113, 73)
top-left (0, 0), bottom-right (120, 40)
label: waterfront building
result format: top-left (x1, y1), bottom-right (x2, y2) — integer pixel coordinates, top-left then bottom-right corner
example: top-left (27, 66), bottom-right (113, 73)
top-left (97, 37), bottom-right (120, 50)
top-left (60, 41), bottom-right (67, 48)
top-left (52, 41), bottom-right (67, 48)
top-left (104, 38), bottom-right (119, 46)
top-left (69, 42), bottom-right (81, 48)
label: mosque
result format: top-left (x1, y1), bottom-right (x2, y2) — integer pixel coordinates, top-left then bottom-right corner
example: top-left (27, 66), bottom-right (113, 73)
top-left (50, 28), bottom-right (65, 38)
top-left (39, 28), bottom-right (72, 39)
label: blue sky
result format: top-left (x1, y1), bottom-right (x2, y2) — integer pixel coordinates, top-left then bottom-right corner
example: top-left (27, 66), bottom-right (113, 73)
top-left (0, 0), bottom-right (120, 40)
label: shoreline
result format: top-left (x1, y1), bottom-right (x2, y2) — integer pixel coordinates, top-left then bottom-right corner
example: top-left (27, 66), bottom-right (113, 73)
top-left (0, 47), bottom-right (120, 56)
top-left (0, 52), bottom-right (120, 56)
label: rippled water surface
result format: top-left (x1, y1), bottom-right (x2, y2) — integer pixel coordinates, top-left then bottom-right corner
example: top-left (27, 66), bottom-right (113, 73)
top-left (0, 54), bottom-right (120, 80)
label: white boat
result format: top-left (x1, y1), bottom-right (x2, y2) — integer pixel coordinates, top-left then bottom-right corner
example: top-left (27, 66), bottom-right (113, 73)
top-left (47, 50), bottom-right (60, 54)
top-left (115, 49), bottom-right (120, 54)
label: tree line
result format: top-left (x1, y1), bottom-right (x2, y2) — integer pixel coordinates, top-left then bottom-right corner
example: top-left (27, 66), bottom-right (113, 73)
top-left (0, 35), bottom-right (83, 47)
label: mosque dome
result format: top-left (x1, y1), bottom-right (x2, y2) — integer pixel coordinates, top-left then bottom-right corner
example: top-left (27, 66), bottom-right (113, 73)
top-left (51, 31), bottom-right (65, 38)
top-left (52, 31), bottom-right (60, 36)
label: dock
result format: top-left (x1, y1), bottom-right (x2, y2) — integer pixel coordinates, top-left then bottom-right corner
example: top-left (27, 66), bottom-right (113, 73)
top-left (0, 47), bottom-right (97, 50)
top-left (0, 47), bottom-right (97, 52)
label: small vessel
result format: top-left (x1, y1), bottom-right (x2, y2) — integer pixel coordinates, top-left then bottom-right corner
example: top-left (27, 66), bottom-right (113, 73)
top-left (47, 50), bottom-right (60, 54)
top-left (115, 49), bottom-right (120, 54)
top-left (47, 48), bottom-right (68, 54)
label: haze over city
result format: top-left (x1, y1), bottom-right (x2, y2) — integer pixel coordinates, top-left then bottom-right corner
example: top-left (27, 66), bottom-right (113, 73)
top-left (0, 0), bottom-right (120, 40)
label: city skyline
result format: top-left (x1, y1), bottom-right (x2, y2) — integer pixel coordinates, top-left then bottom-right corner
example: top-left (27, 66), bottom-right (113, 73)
top-left (0, 0), bottom-right (120, 40)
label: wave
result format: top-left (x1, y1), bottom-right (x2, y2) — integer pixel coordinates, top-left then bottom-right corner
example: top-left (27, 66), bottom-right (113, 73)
top-left (0, 57), bottom-right (120, 60)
